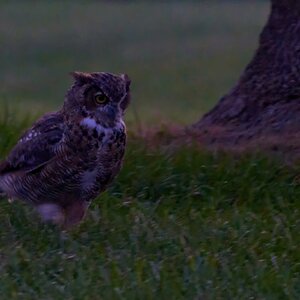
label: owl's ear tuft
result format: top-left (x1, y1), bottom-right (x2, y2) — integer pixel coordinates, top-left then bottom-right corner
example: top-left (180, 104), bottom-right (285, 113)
top-left (70, 71), bottom-right (93, 85)
top-left (120, 74), bottom-right (131, 110)
top-left (121, 74), bottom-right (131, 93)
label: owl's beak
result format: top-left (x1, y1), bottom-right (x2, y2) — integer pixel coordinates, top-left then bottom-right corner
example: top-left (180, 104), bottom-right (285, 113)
top-left (105, 105), bottom-right (117, 120)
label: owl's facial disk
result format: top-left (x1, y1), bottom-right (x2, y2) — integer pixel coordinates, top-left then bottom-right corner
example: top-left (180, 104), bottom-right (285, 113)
top-left (66, 71), bottom-right (131, 127)
top-left (83, 85), bottom-right (120, 124)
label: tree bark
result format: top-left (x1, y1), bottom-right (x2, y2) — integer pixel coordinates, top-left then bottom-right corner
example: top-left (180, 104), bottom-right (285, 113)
top-left (194, 0), bottom-right (300, 141)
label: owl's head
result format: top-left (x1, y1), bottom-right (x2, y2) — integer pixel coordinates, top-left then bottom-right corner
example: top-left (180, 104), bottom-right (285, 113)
top-left (64, 71), bottom-right (131, 127)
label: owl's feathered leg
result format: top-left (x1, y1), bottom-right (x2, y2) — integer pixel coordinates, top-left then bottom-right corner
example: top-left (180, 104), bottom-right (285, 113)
top-left (36, 203), bottom-right (65, 226)
top-left (36, 201), bottom-right (87, 228)
top-left (63, 201), bottom-right (88, 228)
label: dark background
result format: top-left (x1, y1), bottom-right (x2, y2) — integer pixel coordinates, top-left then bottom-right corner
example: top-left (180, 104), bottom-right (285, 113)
top-left (0, 1), bottom-right (269, 124)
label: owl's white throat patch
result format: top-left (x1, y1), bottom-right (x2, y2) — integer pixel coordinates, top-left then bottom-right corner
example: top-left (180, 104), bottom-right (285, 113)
top-left (80, 117), bottom-right (99, 130)
top-left (80, 117), bottom-right (112, 143)
top-left (80, 117), bottom-right (125, 134)
top-left (80, 117), bottom-right (110, 136)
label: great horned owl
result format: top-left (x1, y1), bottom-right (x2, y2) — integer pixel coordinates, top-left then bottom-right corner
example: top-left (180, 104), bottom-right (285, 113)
top-left (0, 71), bottom-right (131, 227)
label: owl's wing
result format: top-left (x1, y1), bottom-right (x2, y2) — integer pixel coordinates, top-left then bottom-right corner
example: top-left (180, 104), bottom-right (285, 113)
top-left (0, 112), bottom-right (65, 175)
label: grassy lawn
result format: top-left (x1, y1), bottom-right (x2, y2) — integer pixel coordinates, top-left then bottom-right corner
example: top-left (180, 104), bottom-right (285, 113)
top-left (0, 113), bottom-right (300, 299)
top-left (1, 1), bottom-right (299, 299)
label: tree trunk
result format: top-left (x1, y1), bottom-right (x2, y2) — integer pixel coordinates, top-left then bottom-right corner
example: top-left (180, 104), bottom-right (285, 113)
top-left (194, 0), bottom-right (300, 145)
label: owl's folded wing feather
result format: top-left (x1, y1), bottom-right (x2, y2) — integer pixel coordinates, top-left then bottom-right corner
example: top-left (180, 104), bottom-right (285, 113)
top-left (0, 112), bottom-right (65, 175)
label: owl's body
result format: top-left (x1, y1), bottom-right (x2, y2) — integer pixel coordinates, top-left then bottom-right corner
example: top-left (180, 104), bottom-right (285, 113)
top-left (0, 72), bottom-right (130, 226)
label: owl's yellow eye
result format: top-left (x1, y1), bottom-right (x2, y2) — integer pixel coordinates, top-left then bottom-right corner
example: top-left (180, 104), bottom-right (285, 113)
top-left (94, 93), bottom-right (108, 105)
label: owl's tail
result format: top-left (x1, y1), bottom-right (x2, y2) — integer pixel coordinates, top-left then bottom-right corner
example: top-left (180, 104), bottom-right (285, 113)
top-left (0, 177), bottom-right (9, 199)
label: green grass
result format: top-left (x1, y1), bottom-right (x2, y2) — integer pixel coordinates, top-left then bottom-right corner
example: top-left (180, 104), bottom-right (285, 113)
top-left (0, 114), bottom-right (300, 299)
top-left (0, 1), bottom-right (269, 124)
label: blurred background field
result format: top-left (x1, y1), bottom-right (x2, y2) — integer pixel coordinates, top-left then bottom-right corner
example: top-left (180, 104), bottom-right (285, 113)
top-left (0, 0), bottom-right (269, 124)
